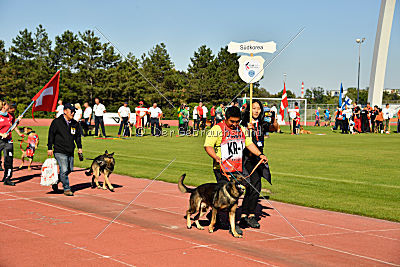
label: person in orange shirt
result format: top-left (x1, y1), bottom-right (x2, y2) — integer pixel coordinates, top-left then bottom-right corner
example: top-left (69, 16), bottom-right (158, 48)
top-left (375, 108), bottom-right (384, 133)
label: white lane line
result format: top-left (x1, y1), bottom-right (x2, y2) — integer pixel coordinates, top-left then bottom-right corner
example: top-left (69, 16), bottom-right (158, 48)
top-left (287, 216), bottom-right (400, 241)
top-left (64, 242), bottom-right (135, 267)
top-left (245, 228), bottom-right (400, 266)
top-left (2, 192), bottom-right (137, 229)
top-left (0, 212), bottom-right (89, 223)
top-left (5, 187), bottom-right (398, 266)
top-left (273, 171), bottom-right (400, 189)
top-left (0, 189), bottom-right (46, 194)
top-left (0, 221), bottom-right (45, 237)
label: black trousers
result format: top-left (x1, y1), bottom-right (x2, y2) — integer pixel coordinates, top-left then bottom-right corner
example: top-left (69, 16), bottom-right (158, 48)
top-left (194, 119), bottom-right (200, 130)
top-left (81, 118), bottom-right (90, 136)
top-left (118, 117), bottom-right (129, 135)
top-left (200, 118), bottom-right (206, 129)
top-left (0, 139), bottom-right (13, 179)
top-left (150, 118), bottom-right (160, 136)
top-left (361, 119), bottom-right (370, 133)
top-left (210, 116), bottom-right (215, 127)
top-left (95, 116), bottom-right (106, 136)
top-left (292, 119), bottom-right (297, 134)
top-left (242, 161), bottom-right (262, 215)
top-left (371, 118), bottom-right (376, 132)
top-left (341, 119), bottom-right (349, 134)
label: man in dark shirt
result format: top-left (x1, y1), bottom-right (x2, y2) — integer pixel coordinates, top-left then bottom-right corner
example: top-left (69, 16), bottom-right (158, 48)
top-left (370, 106), bottom-right (379, 133)
top-left (47, 103), bottom-right (82, 196)
top-left (360, 107), bottom-right (370, 133)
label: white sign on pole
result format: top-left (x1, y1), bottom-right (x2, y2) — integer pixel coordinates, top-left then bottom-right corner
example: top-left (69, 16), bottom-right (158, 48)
top-left (103, 113), bottom-right (137, 125)
top-left (238, 55), bottom-right (265, 83)
top-left (228, 41), bottom-right (276, 54)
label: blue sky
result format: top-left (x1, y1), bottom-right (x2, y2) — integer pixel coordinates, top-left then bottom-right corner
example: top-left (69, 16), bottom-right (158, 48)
top-left (1, 0), bottom-right (399, 95)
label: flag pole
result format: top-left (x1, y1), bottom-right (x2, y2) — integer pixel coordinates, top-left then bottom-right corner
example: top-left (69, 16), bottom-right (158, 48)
top-left (249, 53), bottom-right (254, 137)
top-left (5, 100), bottom-right (35, 135)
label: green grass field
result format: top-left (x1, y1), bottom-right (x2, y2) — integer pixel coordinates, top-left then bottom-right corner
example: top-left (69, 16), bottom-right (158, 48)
top-left (13, 125), bottom-right (400, 222)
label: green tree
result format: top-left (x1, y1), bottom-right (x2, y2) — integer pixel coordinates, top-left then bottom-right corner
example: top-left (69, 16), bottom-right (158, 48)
top-left (187, 45), bottom-right (216, 102)
top-left (141, 43), bottom-right (177, 107)
top-left (213, 46), bottom-right (246, 104)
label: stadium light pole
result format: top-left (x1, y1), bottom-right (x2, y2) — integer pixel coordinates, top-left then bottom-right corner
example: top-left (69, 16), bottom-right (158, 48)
top-left (356, 38), bottom-right (365, 104)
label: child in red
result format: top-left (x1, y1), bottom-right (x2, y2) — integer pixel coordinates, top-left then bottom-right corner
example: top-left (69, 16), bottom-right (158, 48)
top-left (19, 127), bottom-right (39, 171)
top-left (295, 115), bottom-right (301, 134)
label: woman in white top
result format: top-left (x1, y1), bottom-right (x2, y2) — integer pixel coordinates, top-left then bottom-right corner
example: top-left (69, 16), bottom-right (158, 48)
top-left (74, 103), bottom-right (83, 122)
top-left (74, 103), bottom-right (83, 136)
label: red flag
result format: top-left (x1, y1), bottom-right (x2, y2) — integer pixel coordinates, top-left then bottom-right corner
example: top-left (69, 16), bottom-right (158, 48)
top-left (32, 71), bottom-right (60, 119)
top-left (279, 83), bottom-right (288, 119)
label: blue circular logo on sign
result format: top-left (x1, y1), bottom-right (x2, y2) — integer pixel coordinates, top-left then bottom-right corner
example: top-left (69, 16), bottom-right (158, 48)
top-left (248, 70), bottom-right (255, 77)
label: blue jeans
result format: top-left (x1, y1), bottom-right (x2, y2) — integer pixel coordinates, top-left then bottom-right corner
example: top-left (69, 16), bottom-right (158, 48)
top-left (95, 116), bottom-right (106, 136)
top-left (54, 153), bottom-right (74, 191)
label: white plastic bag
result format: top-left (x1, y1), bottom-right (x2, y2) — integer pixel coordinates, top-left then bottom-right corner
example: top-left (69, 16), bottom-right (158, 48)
top-left (41, 158), bottom-right (59, 186)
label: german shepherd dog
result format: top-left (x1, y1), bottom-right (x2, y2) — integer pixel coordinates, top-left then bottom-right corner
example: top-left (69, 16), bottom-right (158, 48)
top-left (178, 173), bottom-right (246, 238)
top-left (85, 150), bottom-right (115, 191)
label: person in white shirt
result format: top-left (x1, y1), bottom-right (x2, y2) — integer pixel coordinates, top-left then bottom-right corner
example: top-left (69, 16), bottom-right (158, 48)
top-left (117, 102), bottom-right (131, 137)
top-left (74, 103), bottom-right (84, 137)
top-left (201, 104), bottom-right (208, 130)
top-left (148, 103), bottom-right (162, 136)
top-left (193, 105), bottom-right (198, 130)
top-left (82, 102), bottom-right (92, 136)
top-left (55, 100), bottom-right (64, 118)
top-left (74, 103), bottom-right (83, 122)
top-left (382, 103), bottom-right (392, 134)
top-left (93, 98), bottom-right (106, 137)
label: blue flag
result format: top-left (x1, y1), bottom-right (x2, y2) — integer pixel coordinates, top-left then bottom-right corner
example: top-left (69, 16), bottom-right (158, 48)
top-left (338, 83), bottom-right (343, 108)
top-left (341, 96), bottom-right (353, 110)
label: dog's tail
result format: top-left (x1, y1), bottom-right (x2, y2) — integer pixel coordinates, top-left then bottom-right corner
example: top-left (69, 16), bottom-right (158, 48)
top-left (178, 174), bottom-right (195, 193)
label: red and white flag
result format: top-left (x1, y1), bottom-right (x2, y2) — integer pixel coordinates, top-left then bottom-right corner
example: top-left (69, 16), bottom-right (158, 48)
top-left (279, 83), bottom-right (288, 119)
top-left (31, 71), bottom-right (60, 119)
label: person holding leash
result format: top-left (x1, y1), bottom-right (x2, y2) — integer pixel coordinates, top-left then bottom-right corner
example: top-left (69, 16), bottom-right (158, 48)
top-left (204, 106), bottom-right (268, 235)
top-left (47, 103), bottom-right (83, 196)
top-left (0, 100), bottom-right (23, 186)
top-left (240, 100), bottom-right (276, 229)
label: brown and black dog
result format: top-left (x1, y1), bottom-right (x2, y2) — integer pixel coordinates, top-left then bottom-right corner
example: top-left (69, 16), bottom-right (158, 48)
top-left (178, 173), bottom-right (246, 238)
top-left (85, 150), bottom-right (115, 191)
top-left (299, 126), bottom-right (312, 134)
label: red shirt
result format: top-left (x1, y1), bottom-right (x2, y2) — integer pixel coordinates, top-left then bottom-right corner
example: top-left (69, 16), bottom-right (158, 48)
top-left (197, 106), bottom-right (203, 116)
top-left (210, 107), bottom-right (215, 116)
top-left (27, 132), bottom-right (39, 146)
top-left (295, 106), bottom-right (300, 116)
top-left (0, 113), bottom-right (14, 140)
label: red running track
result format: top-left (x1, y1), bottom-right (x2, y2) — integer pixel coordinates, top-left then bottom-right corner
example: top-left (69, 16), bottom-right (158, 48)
top-left (1, 160), bottom-right (399, 266)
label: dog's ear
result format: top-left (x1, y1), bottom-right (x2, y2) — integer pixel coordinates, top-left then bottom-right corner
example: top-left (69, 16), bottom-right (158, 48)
top-left (109, 152), bottom-right (114, 157)
top-left (105, 150), bottom-right (108, 155)
top-left (236, 174), bottom-right (245, 182)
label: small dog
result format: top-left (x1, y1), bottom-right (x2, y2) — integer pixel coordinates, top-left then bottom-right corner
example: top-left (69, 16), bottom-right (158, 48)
top-left (299, 126), bottom-right (312, 134)
top-left (85, 150), bottom-right (115, 191)
top-left (178, 173), bottom-right (246, 238)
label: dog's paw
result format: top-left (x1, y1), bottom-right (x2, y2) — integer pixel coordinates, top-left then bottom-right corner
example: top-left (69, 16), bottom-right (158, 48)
top-left (187, 225), bottom-right (192, 229)
top-left (208, 228), bottom-right (214, 233)
top-left (97, 185), bottom-right (101, 189)
top-left (109, 188), bottom-right (115, 192)
top-left (196, 226), bottom-right (204, 230)
top-left (102, 187), bottom-right (107, 190)
top-left (232, 233), bottom-right (243, 238)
